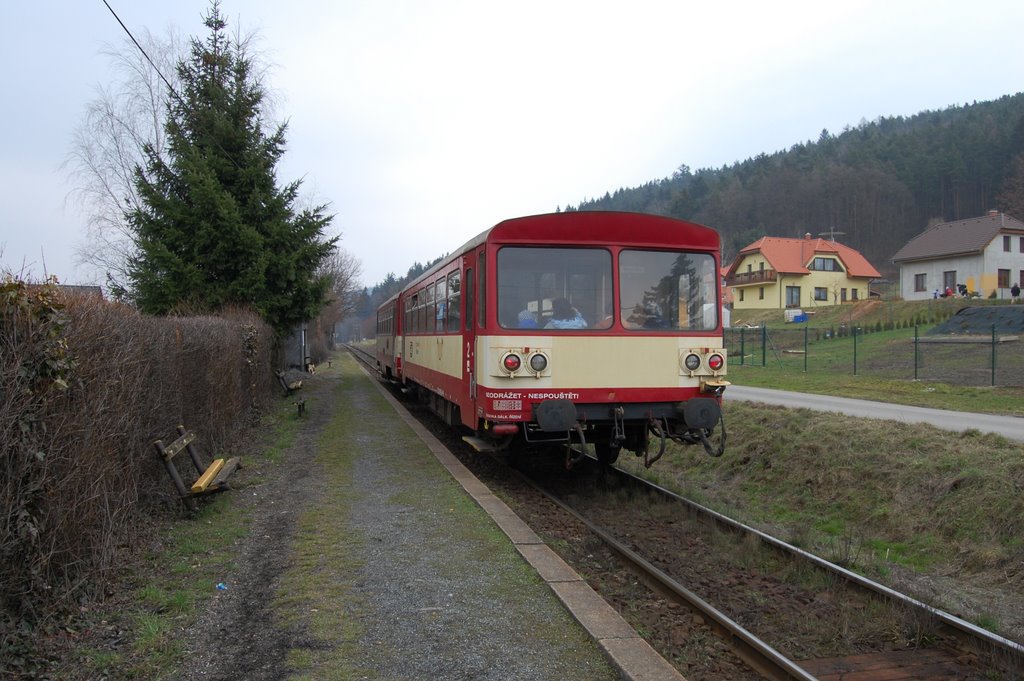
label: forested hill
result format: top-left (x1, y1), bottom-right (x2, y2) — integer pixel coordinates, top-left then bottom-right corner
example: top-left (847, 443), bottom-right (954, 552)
top-left (568, 93), bottom-right (1024, 278)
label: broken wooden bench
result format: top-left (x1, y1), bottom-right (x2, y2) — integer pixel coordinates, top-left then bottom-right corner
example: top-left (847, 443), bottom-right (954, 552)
top-left (154, 425), bottom-right (241, 512)
top-left (275, 369), bottom-right (302, 397)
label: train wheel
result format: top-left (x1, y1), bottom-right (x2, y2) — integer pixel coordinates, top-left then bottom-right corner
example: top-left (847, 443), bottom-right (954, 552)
top-left (595, 441), bottom-right (621, 465)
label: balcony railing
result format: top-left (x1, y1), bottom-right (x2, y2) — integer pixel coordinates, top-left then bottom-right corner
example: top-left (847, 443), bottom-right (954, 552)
top-left (727, 269), bottom-right (777, 286)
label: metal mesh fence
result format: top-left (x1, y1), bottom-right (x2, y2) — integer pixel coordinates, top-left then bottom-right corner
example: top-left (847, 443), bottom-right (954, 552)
top-left (724, 325), bottom-right (1024, 387)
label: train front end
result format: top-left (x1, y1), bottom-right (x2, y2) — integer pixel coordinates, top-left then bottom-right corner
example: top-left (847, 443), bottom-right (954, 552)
top-left (475, 213), bottom-right (728, 466)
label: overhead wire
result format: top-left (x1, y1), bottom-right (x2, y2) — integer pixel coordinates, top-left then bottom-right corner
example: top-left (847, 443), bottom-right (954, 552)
top-left (101, 0), bottom-right (185, 111)
top-left (99, 1), bottom-right (247, 172)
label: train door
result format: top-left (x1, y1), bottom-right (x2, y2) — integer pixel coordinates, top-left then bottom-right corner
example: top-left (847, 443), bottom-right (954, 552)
top-left (460, 250), bottom-right (478, 428)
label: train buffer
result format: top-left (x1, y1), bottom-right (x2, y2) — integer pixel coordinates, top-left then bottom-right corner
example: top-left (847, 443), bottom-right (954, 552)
top-left (153, 425), bottom-right (241, 513)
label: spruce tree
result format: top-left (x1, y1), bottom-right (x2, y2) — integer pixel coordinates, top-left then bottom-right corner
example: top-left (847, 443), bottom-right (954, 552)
top-left (126, 1), bottom-right (337, 336)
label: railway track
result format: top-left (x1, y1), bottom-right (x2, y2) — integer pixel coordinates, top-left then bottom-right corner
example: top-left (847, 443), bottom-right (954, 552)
top-left (344, 344), bottom-right (1022, 679)
top-left (530, 464), bottom-right (1022, 680)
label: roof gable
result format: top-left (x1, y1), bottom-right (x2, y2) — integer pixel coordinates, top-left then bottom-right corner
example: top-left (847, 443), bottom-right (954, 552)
top-left (892, 211), bottom-right (1024, 263)
top-left (730, 235), bottom-right (881, 278)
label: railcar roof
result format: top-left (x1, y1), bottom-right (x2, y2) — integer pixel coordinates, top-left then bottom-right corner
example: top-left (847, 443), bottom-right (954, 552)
top-left (403, 211), bottom-right (719, 290)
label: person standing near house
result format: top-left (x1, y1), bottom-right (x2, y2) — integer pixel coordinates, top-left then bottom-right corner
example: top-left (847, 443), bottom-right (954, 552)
top-left (1012, 283), bottom-right (1021, 303)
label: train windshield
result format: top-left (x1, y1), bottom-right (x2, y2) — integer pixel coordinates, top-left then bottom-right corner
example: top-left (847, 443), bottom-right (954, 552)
top-left (619, 251), bottom-right (718, 331)
top-left (497, 247), bottom-right (613, 330)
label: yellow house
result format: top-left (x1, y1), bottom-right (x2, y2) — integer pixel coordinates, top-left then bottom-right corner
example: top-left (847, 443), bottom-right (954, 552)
top-left (726, 233), bottom-right (881, 310)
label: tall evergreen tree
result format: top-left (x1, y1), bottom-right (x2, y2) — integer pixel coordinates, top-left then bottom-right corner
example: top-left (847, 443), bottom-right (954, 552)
top-left (126, 2), bottom-right (337, 336)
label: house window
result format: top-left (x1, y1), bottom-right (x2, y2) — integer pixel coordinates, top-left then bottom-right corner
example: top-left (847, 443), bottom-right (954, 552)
top-left (785, 286), bottom-right (801, 307)
top-left (943, 271), bottom-right (957, 291)
top-left (851, 288), bottom-right (859, 300)
top-left (739, 289), bottom-right (745, 302)
top-left (813, 287), bottom-right (828, 301)
top-left (1004, 235), bottom-right (1011, 252)
top-left (746, 263), bottom-right (752, 273)
top-left (841, 288), bottom-right (847, 302)
top-left (1019, 237), bottom-right (1024, 253)
top-left (758, 287), bottom-right (764, 300)
top-left (914, 273), bottom-right (926, 292)
top-left (999, 269), bottom-right (1010, 288)
top-left (810, 257), bottom-right (843, 272)
top-left (759, 262), bottom-right (765, 272)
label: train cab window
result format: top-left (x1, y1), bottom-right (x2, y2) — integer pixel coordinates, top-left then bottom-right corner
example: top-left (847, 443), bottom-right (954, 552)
top-left (620, 251), bottom-right (718, 331)
top-left (497, 247), bottom-right (612, 330)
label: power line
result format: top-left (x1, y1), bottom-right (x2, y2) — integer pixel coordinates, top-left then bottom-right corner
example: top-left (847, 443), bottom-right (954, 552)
top-left (101, 0), bottom-right (184, 109)
top-left (99, 1), bottom-right (247, 173)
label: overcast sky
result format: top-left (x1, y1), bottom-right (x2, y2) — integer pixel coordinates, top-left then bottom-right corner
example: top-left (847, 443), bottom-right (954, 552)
top-left (2, 1), bottom-right (1022, 289)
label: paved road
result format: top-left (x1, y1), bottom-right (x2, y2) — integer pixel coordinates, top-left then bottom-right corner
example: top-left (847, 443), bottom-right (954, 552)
top-left (724, 385), bottom-right (1024, 443)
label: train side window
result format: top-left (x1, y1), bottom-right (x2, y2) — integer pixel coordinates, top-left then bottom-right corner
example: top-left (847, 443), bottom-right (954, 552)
top-left (447, 270), bottom-right (461, 332)
top-left (408, 294), bottom-right (418, 334)
top-left (435, 276), bottom-right (447, 333)
top-left (416, 290), bottom-right (424, 334)
top-left (465, 268), bottom-right (474, 329)
top-left (477, 252), bottom-right (486, 329)
top-left (425, 283), bottom-right (436, 334)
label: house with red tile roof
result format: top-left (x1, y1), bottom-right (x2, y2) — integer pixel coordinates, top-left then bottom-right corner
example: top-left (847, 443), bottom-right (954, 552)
top-left (725, 233), bottom-right (881, 310)
top-left (891, 211), bottom-right (1024, 300)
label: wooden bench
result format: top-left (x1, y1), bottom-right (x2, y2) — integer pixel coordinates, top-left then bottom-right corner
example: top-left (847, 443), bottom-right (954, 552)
top-left (154, 425), bottom-right (241, 512)
top-left (275, 369), bottom-right (302, 397)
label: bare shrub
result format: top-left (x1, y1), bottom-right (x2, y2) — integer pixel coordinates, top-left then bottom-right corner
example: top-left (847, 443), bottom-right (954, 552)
top-left (1, 277), bottom-right (275, 641)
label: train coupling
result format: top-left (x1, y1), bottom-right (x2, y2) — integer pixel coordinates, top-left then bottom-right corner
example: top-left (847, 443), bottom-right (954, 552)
top-left (700, 378), bottom-right (730, 397)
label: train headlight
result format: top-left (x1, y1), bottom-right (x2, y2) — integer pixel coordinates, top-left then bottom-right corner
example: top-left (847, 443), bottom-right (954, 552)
top-left (708, 354), bottom-right (724, 372)
top-left (502, 352), bottom-right (522, 373)
top-left (683, 353), bottom-right (702, 371)
top-left (528, 352), bottom-right (548, 373)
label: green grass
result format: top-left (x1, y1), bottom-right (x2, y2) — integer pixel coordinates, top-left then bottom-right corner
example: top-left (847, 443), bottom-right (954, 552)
top-left (726, 298), bottom-right (1024, 414)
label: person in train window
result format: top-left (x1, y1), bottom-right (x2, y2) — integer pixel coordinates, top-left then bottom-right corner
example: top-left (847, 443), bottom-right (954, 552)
top-left (545, 298), bottom-right (587, 329)
top-left (517, 308), bottom-right (539, 328)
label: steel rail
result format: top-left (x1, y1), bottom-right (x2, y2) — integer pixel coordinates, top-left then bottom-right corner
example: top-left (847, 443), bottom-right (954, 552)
top-left (612, 466), bottom-right (1024, 662)
top-left (524, 473), bottom-right (818, 681)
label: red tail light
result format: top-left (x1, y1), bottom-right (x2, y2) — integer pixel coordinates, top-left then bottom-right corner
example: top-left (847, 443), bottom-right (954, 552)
top-left (502, 353), bottom-right (522, 372)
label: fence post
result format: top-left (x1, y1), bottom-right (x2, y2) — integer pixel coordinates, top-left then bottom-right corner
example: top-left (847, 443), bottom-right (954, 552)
top-left (740, 327), bottom-right (745, 366)
top-left (803, 326), bottom-right (808, 372)
top-left (992, 323), bottom-right (997, 387)
top-left (761, 325), bottom-right (767, 367)
top-left (914, 324), bottom-right (919, 380)
top-left (853, 326), bottom-right (858, 376)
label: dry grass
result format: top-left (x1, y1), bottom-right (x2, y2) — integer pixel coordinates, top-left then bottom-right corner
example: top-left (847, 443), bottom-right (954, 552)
top-left (638, 402), bottom-right (1024, 581)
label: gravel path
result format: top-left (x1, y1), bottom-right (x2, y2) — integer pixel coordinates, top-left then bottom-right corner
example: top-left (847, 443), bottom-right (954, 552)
top-left (181, 355), bottom-right (621, 680)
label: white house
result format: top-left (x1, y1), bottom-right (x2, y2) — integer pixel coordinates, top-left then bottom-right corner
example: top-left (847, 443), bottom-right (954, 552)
top-left (891, 211), bottom-right (1024, 300)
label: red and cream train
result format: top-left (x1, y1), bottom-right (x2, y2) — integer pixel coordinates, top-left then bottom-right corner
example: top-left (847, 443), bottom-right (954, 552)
top-left (375, 211), bottom-right (728, 466)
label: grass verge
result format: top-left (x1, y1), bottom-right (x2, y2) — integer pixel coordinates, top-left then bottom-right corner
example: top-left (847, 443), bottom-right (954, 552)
top-left (72, 407), bottom-right (304, 679)
top-left (625, 400), bottom-right (1024, 628)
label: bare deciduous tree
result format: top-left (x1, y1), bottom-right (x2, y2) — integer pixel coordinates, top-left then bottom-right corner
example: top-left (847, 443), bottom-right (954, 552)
top-left (316, 248), bottom-right (364, 347)
top-left (63, 27), bottom-right (183, 292)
